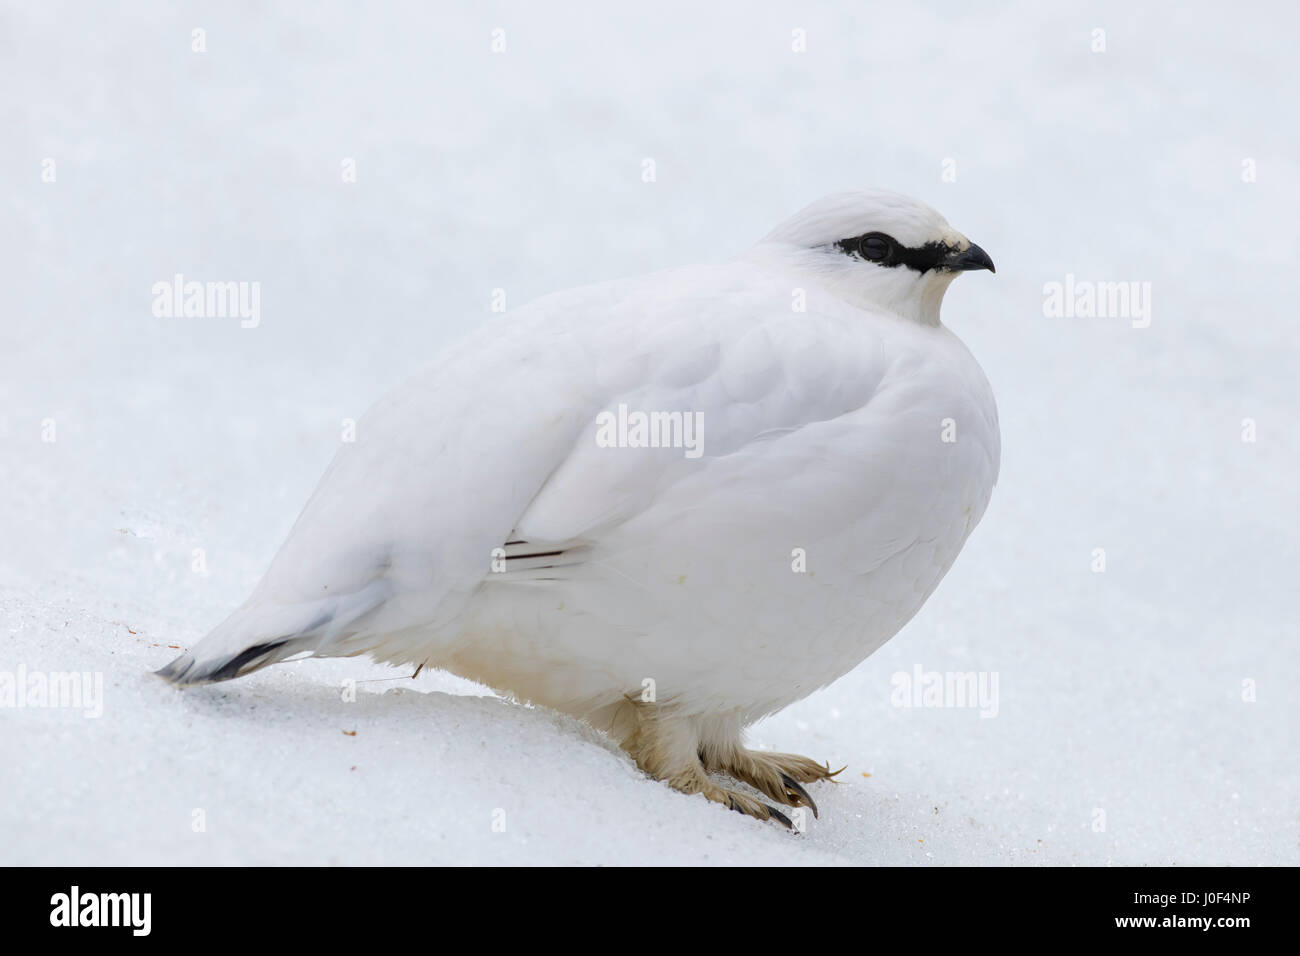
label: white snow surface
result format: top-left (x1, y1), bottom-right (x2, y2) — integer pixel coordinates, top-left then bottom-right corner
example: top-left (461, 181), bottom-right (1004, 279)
top-left (2, 0), bottom-right (1297, 865)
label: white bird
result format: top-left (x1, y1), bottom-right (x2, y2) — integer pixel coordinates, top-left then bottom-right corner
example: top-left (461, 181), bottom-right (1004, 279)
top-left (158, 190), bottom-right (1000, 826)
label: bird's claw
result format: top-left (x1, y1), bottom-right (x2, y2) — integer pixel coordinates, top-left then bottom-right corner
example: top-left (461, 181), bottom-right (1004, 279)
top-left (781, 773), bottom-right (818, 818)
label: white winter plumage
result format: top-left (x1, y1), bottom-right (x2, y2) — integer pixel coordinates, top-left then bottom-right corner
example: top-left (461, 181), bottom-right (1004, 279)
top-left (160, 190), bottom-right (1000, 824)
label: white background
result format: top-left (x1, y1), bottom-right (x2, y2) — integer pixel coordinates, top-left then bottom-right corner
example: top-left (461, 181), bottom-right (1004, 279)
top-left (2, 0), bottom-right (1296, 864)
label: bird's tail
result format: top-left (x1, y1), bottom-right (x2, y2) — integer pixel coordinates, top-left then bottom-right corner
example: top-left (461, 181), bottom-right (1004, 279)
top-left (155, 579), bottom-right (390, 687)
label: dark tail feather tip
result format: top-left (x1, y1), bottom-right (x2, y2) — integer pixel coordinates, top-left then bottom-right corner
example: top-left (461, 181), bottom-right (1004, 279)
top-left (153, 653), bottom-right (198, 686)
top-left (153, 639), bottom-right (290, 687)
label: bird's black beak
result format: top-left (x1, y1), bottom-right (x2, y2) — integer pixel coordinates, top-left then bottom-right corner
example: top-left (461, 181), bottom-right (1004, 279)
top-left (946, 242), bottom-right (996, 274)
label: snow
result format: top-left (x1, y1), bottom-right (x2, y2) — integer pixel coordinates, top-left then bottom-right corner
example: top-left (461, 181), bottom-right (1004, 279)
top-left (2, 0), bottom-right (1297, 865)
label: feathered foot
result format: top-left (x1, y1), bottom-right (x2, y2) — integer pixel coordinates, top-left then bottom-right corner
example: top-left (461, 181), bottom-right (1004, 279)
top-left (703, 746), bottom-right (843, 819)
top-left (619, 705), bottom-right (795, 828)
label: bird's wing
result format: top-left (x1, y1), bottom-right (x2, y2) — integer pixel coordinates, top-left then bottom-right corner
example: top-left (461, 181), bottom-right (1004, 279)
top-left (509, 279), bottom-right (896, 547)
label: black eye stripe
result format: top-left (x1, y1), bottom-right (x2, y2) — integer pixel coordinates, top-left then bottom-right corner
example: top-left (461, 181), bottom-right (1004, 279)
top-left (834, 232), bottom-right (952, 274)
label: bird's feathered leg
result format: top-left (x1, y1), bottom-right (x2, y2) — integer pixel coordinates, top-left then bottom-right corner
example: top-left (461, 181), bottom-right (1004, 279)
top-left (619, 702), bottom-right (793, 828)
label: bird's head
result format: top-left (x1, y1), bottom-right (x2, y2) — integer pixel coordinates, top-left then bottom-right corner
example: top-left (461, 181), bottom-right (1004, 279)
top-left (748, 190), bottom-right (995, 325)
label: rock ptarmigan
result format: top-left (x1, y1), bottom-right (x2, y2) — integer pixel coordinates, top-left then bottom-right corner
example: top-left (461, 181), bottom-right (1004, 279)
top-left (158, 190), bottom-right (1000, 826)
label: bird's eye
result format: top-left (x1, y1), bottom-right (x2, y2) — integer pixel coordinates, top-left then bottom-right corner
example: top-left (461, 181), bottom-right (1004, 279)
top-left (859, 235), bottom-right (892, 261)
top-left (833, 231), bottom-right (901, 264)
